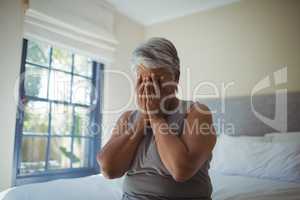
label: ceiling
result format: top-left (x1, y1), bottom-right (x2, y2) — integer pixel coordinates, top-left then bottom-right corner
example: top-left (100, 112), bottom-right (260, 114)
top-left (108, 0), bottom-right (240, 26)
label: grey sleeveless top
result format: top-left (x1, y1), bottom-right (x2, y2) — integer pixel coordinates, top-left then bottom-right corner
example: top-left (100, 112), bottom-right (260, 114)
top-left (122, 100), bottom-right (212, 200)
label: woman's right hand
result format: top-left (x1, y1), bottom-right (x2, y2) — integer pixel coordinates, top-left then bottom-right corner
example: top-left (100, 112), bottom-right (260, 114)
top-left (136, 74), bottom-right (147, 113)
top-left (134, 75), bottom-right (149, 137)
top-left (129, 112), bottom-right (148, 139)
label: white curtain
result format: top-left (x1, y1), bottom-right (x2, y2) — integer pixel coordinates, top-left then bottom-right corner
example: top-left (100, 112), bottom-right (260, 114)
top-left (23, 0), bottom-right (118, 64)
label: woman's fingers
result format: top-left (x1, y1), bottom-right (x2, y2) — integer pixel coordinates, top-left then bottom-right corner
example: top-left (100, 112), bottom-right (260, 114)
top-left (136, 75), bottom-right (142, 91)
top-left (137, 74), bottom-right (142, 85)
top-left (142, 82), bottom-right (148, 113)
top-left (145, 80), bottom-right (151, 113)
top-left (138, 79), bottom-right (145, 98)
top-left (149, 80), bottom-right (156, 99)
top-left (136, 75), bottom-right (147, 113)
top-left (145, 78), bottom-right (150, 98)
top-left (138, 75), bottom-right (160, 112)
top-left (150, 74), bottom-right (160, 98)
top-left (140, 83), bottom-right (145, 98)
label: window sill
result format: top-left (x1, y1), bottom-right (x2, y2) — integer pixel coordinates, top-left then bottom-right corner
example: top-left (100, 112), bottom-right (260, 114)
top-left (15, 168), bottom-right (99, 186)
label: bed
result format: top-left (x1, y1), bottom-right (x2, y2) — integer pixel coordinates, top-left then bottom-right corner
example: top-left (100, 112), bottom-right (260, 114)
top-left (211, 169), bottom-right (300, 200)
top-left (1, 92), bottom-right (300, 200)
top-left (1, 169), bottom-right (300, 200)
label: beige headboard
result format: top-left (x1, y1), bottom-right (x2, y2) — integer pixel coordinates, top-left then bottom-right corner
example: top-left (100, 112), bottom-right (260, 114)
top-left (200, 92), bottom-right (300, 136)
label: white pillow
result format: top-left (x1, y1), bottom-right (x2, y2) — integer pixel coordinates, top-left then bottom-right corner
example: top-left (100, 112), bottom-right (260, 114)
top-left (218, 134), bottom-right (272, 142)
top-left (211, 134), bottom-right (300, 183)
top-left (265, 132), bottom-right (300, 143)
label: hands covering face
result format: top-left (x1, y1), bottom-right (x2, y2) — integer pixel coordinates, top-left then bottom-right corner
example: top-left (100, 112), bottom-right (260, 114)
top-left (136, 73), bottom-right (161, 118)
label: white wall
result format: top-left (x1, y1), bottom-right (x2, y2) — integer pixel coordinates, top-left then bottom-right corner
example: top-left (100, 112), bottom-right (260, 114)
top-left (145, 0), bottom-right (300, 99)
top-left (0, 0), bottom-right (24, 192)
top-left (101, 12), bottom-right (144, 143)
top-left (0, 0), bottom-right (144, 191)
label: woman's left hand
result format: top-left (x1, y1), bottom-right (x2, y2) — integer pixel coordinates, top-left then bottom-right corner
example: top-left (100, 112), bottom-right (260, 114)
top-left (145, 74), bottom-right (162, 120)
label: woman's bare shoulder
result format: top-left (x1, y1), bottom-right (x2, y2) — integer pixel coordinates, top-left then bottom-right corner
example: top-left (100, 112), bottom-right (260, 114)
top-left (186, 101), bottom-right (211, 116)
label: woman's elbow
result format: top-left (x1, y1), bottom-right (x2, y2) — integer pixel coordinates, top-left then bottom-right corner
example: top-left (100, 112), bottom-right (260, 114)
top-left (97, 152), bottom-right (123, 179)
top-left (99, 163), bottom-right (124, 179)
top-left (101, 168), bottom-right (124, 179)
top-left (172, 171), bottom-right (194, 182)
top-left (171, 164), bottom-right (195, 182)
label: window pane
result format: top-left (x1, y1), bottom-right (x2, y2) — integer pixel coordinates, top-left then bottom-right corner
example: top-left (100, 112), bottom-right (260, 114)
top-left (24, 64), bottom-right (48, 98)
top-left (52, 47), bottom-right (72, 72)
top-left (48, 137), bottom-right (72, 169)
top-left (72, 138), bottom-right (90, 168)
top-left (74, 107), bottom-right (90, 136)
top-left (51, 104), bottom-right (72, 135)
top-left (74, 55), bottom-right (92, 77)
top-left (23, 101), bottom-right (49, 135)
top-left (49, 71), bottom-right (71, 101)
top-left (20, 136), bottom-right (47, 174)
top-left (72, 76), bottom-right (92, 105)
top-left (26, 40), bottom-right (50, 66)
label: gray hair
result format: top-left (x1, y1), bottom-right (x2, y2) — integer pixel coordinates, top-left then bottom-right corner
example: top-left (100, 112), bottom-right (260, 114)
top-left (131, 37), bottom-right (180, 80)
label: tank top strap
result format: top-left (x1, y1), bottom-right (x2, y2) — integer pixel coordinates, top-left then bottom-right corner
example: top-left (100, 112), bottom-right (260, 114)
top-left (127, 110), bottom-right (141, 130)
top-left (165, 100), bottom-right (195, 134)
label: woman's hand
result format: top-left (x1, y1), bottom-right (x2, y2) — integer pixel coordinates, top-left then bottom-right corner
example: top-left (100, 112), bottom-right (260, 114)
top-left (137, 73), bottom-right (163, 121)
top-left (135, 75), bottom-right (150, 130)
top-left (131, 111), bottom-right (149, 138)
top-left (145, 74), bottom-right (163, 120)
top-left (136, 74), bottom-right (147, 113)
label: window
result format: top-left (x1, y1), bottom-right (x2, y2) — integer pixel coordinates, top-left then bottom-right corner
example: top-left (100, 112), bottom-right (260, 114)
top-left (13, 39), bottom-right (104, 185)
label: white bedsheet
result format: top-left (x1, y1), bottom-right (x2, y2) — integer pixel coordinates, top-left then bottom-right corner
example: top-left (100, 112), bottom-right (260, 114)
top-left (1, 171), bottom-right (300, 200)
top-left (211, 170), bottom-right (300, 200)
top-left (0, 175), bottom-right (123, 200)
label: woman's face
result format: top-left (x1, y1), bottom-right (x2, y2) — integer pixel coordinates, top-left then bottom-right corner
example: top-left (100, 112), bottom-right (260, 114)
top-left (136, 65), bottom-right (178, 99)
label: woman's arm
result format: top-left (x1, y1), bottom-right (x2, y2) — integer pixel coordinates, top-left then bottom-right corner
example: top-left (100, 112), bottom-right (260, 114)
top-left (150, 103), bottom-right (217, 182)
top-left (97, 111), bottom-right (147, 179)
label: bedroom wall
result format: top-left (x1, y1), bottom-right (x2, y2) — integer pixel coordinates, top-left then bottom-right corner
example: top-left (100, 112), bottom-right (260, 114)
top-left (145, 0), bottom-right (300, 99)
top-left (0, 0), bottom-right (24, 192)
top-left (0, 0), bottom-right (144, 191)
top-left (101, 13), bottom-right (144, 143)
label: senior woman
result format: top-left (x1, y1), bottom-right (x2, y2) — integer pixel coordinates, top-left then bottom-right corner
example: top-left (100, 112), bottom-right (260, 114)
top-left (97, 38), bottom-right (216, 200)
